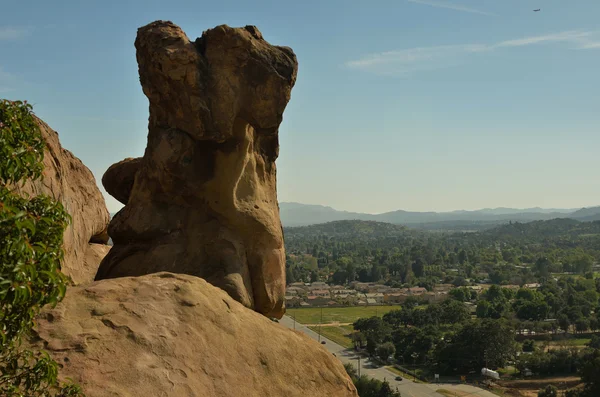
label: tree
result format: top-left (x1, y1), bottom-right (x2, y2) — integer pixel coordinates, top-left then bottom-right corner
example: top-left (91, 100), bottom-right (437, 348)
top-left (449, 287), bottom-right (470, 302)
top-left (576, 318), bottom-right (590, 334)
top-left (538, 385), bottom-right (558, 397)
top-left (286, 266), bottom-right (296, 284)
top-left (436, 319), bottom-right (517, 374)
top-left (587, 335), bottom-right (600, 350)
top-left (376, 342), bottom-right (396, 362)
top-left (351, 331), bottom-right (366, 350)
top-left (458, 249), bottom-right (468, 265)
top-left (534, 257), bottom-right (551, 278)
top-left (558, 314), bottom-right (571, 334)
top-left (522, 339), bottom-right (536, 352)
top-left (412, 259), bottom-right (424, 278)
top-left (0, 100), bottom-right (83, 396)
top-left (578, 349), bottom-right (600, 397)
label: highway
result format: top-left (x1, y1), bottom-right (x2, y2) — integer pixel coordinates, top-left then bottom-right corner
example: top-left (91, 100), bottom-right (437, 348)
top-left (279, 315), bottom-right (498, 397)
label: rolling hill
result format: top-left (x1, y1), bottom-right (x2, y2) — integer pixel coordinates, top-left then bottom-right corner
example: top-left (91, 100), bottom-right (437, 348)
top-left (279, 202), bottom-right (600, 229)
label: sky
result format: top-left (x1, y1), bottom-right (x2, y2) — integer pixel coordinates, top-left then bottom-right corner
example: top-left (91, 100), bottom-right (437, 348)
top-left (1, 0), bottom-right (599, 214)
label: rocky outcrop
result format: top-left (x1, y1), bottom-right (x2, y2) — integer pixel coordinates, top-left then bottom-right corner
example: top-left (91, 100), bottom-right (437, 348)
top-left (32, 273), bottom-right (358, 397)
top-left (102, 157), bottom-right (142, 205)
top-left (97, 21), bottom-right (297, 318)
top-left (11, 116), bottom-right (110, 284)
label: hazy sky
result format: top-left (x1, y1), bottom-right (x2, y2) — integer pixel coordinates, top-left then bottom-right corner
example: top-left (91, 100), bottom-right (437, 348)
top-left (1, 0), bottom-right (599, 214)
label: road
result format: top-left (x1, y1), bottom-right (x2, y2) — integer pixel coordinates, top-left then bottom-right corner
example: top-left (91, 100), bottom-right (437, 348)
top-left (279, 316), bottom-right (498, 397)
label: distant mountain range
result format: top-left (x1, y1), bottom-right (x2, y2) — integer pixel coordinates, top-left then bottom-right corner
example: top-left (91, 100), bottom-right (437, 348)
top-left (279, 202), bottom-right (600, 229)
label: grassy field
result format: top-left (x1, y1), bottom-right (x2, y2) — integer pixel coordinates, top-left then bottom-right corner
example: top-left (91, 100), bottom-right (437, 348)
top-left (307, 325), bottom-right (354, 348)
top-left (534, 337), bottom-right (591, 349)
top-left (286, 306), bottom-right (399, 325)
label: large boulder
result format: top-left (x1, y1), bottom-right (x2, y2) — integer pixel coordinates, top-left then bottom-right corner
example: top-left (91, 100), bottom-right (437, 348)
top-left (10, 116), bottom-right (110, 284)
top-left (32, 273), bottom-right (358, 397)
top-left (101, 157), bottom-right (142, 205)
top-left (97, 21), bottom-right (298, 318)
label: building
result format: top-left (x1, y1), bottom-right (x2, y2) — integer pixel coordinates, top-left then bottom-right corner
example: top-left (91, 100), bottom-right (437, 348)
top-left (405, 287), bottom-right (427, 296)
top-left (308, 282), bottom-right (328, 290)
top-left (524, 283), bottom-right (541, 289)
top-left (311, 289), bottom-right (331, 298)
top-left (364, 293), bottom-right (385, 304)
top-left (306, 296), bottom-right (331, 306)
top-left (384, 293), bottom-right (406, 304)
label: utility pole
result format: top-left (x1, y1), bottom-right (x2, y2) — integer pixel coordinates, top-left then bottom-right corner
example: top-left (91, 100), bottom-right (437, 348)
top-left (293, 312), bottom-right (296, 330)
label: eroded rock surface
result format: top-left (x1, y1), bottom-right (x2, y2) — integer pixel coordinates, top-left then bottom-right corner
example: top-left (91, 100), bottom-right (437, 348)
top-left (32, 273), bottom-right (358, 397)
top-left (97, 21), bottom-right (297, 318)
top-left (11, 116), bottom-right (110, 284)
top-left (102, 157), bottom-right (142, 205)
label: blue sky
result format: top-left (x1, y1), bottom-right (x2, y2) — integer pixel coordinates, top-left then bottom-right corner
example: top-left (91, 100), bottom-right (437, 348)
top-left (1, 0), bottom-right (599, 214)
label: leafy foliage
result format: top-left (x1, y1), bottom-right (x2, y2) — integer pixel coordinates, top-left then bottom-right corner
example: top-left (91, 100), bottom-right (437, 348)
top-left (0, 99), bottom-right (83, 396)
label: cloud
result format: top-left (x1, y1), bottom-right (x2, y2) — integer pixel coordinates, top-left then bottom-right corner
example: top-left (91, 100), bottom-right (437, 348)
top-left (495, 31), bottom-right (592, 48)
top-left (578, 41), bottom-right (600, 49)
top-left (346, 44), bottom-right (487, 75)
top-left (407, 0), bottom-right (496, 16)
top-left (346, 30), bottom-right (600, 75)
top-left (0, 26), bottom-right (31, 40)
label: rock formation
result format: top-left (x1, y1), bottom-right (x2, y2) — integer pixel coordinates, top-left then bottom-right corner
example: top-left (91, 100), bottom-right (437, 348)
top-left (102, 157), bottom-right (142, 205)
top-left (97, 21), bottom-right (297, 318)
top-left (10, 116), bottom-right (110, 284)
top-left (32, 273), bottom-right (358, 397)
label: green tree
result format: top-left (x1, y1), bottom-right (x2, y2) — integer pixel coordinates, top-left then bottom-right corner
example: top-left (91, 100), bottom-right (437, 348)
top-left (0, 99), bottom-right (83, 396)
top-left (522, 339), bottom-right (536, 352)
top-left (411, 259), bottom-right (424, 278)
top-left (578, 349), bottom-right (600, 397)
top-left (376, 342), bottom-right (396, 362)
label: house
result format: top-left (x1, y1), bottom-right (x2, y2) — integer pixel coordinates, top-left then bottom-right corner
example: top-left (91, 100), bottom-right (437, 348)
top-left (286, 286), bottom-right (306, 295)
top-left (357, 299), bottom-right (367, 305)
top-left (331, 288), bottom-right (357, 295)
top-left (405, 287), bottom-right (427, 296)
top-left (306, 296), bottom-right (330, 306)
top-left (384, 293), bottom-right (406, 304)
top-left (308, 282), bottom-right (328, 290)
top-left (524, 283), bottom-right (541, 289)
top-left (299, 301), bottom-right (311, 307)
top-left (285, 290), bottom-right (297, 296)
top-left (366, 298), bottom-right (377, 305)
top-left (311, 289), bottom-right (331, 298)
top-left (433, 284), bottom-right (453, 293)
top-left (285, 296), bottom-right (301, 307)
top-left (365, 293), bottom-right (385, 304)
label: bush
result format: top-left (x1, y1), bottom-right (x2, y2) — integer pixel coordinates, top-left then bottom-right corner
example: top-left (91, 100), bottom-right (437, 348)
top-left (538, 385), bottom-right (558, 397)
top-left (0, 99), bottom-right (83, 396)
top-left (522, 339), bottom-right (536, 352)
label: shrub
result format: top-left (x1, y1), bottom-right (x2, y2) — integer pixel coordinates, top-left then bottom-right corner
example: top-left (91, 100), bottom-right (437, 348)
top-left (0, 99), bottom-right (83, 396)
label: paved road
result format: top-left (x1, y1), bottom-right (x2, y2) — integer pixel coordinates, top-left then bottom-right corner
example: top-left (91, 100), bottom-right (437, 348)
top-left (280, 316), bottom-right (497, 397)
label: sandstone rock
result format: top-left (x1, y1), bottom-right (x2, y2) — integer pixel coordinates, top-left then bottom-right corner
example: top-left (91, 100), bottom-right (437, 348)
top-left (32, 273), bottom-right (358, 397)
top-left (11, 116), bottom-right (110, 284)
top-left (102, 157), bottom-right (142, 205)
top-left (97, 21), bottom-right (298, 318)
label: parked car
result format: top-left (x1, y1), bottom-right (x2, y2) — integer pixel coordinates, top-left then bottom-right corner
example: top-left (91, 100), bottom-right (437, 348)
top-left (395, 376), bottom-right (403, 381)
top-left (321, 341), bottom-right (326, 345)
